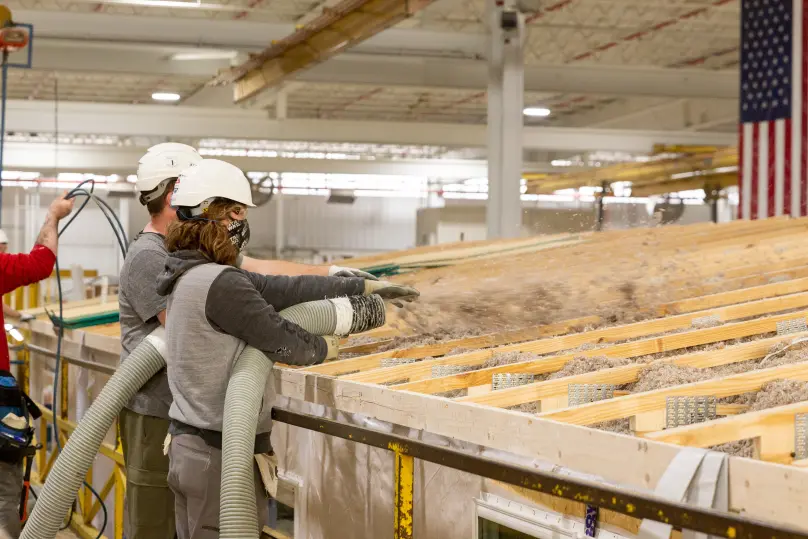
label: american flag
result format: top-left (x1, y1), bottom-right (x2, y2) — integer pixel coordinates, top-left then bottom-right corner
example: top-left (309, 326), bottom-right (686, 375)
top-left (739, 0), bottom-right (805, 219)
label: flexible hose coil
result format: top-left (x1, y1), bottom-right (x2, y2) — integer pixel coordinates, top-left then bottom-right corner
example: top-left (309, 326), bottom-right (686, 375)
top-left (218, 295), bottom-right (387, 539)
top-left (23, 295), bottom-right (386, 539)
top-left (21, 335), bottom-right (167, 539)
top-left (218, 346), bottom-right (270, 539)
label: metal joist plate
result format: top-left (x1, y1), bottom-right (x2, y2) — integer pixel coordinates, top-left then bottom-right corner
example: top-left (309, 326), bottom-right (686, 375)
top-left (666, 396), bottom-right (717, 428)
top-left (777, 318), bottom-right (808, 335)
top-left (492, 373), bottom-right (536, 391)
top-left (568, 384), bottom-right (615, 407)
top-left (795, 413), bottom-right (808, 460)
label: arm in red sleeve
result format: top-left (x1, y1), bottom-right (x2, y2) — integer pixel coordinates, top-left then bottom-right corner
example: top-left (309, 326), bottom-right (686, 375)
top-left (0, 245), bottom-right (57, 295)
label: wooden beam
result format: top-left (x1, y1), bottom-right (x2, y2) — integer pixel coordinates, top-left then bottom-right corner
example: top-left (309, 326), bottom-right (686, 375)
top-left (537, 362), bottom-right (808, 426)
top-left (374, 305), bottom-right (808, 393)
top-left (453, 332), bottom-right (805, 408)
top-left (658, 277), bottom-right (808, 315)
top-left (422, 309), bottom-right (808, 404)
top-left (274, 368), bottom-right (808, 531)
top-left (307, 315), bottom-right (600, 376)
top-left (645, 401), bottom-right (808, 464)
top-left (348, 294), bottom-right (808, 386)
top-left (671, 264), bottom-right (808, 300)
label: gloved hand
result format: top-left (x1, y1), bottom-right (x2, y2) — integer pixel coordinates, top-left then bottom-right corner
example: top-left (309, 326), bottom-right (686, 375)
top-left (323, 335), bottom-right (340, 360)
top-left (329, 265), bottom-right (378, 280)
top-left (19, 314), bottom-right (35, 323)
top-left (364, 280), bottom-right (420, 303)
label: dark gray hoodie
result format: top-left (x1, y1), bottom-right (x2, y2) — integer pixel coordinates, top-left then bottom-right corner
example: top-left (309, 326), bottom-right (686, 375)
top-left (156, 250), bottom-right (365, 433)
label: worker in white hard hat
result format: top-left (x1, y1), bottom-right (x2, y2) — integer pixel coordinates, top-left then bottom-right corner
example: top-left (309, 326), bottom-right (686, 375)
top-left (153, 159), bottom-right (417, 539)
top-left (118, 145), bottom-right (385, 539)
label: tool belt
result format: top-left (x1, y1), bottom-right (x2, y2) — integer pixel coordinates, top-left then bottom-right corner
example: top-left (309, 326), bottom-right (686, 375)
top-left (0, 369), bottom-right (40, 463)
top-left (168, 420), bottom-right (273, 454)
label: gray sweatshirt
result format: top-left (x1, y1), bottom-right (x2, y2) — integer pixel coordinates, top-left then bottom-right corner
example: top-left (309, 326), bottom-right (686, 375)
top-left (155, 250), bottom-right (365, 433)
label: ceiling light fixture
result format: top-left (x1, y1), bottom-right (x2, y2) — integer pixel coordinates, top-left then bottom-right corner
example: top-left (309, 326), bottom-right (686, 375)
top-left (171, 50), bottom-right (239, 61)
top-left (104, 0), bottom-right (202, 7)
top-left (152, 92), bottom-right (181, 102)
top-left (523, 107), bottom-right (551, 117)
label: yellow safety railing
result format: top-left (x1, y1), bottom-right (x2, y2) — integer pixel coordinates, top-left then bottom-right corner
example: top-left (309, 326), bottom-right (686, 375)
top-left (18, 342), bottom-right (125, 539)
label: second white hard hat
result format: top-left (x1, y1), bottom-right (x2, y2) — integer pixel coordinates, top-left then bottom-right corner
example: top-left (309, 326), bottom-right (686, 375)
top-left (136, 143), bottom-right (202, 204)
top-left (0, 229), bottom-right (8, 244)
top-left (171, 159), bottom-right (255, 217)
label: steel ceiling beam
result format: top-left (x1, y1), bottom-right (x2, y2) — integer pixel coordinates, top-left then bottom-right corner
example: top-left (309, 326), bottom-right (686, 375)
top-left (4, 100), bottom-right (736, 152)
top-left (16, 12), bottom-right (740, 100)
top-left (2, 142), bottom-right (506, 177)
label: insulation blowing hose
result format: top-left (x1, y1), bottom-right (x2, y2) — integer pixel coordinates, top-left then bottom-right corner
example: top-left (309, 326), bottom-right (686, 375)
top-left (219, 294), bottom-right (387, 539)
top-left (21, 329), bottom-right (168, 539)
top-left (21, 294), bottom-right (386, 539)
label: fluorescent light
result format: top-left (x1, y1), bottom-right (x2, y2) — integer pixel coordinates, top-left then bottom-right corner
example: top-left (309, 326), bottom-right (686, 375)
top-left (171, 51), bottom-right (238, 61)
top-left (106, 0), bottom-right (201, 7)
top-left (523, 107), bottom-right (551, 117)
top-left (152, 92), bottom-right (181, 102)
top-left (9, 329), bottom-right (23, 342)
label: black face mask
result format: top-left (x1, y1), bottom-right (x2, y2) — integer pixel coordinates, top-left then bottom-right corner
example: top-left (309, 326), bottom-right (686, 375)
top-left (227, 219), bottom-right (250, 251)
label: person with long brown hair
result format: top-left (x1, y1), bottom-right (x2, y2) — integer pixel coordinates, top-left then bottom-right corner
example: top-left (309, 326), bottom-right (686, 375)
top-left (155, 159), bottom-right (418, 539)
top-left (120, 144), bottom-right (380, 539)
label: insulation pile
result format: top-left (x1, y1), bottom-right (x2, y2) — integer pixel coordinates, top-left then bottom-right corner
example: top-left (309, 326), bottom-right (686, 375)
top-left (328, 218), bottom-right (808, 465)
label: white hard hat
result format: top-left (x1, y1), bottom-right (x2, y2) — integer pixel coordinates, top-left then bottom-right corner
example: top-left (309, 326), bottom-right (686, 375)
top-left (0, 229), bottom-right (8, 244)
top-left (171, 159), bottom-right (255, 218)
top-left (136, 143), bottom-right (202, 204)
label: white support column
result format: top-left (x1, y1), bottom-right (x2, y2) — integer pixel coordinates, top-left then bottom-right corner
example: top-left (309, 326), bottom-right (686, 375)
top-left (486, 0), bottom-right (525, 239)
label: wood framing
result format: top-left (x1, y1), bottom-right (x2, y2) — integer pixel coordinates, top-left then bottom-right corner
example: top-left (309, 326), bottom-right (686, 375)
top-left (22, 217), bottom-right (808, 537)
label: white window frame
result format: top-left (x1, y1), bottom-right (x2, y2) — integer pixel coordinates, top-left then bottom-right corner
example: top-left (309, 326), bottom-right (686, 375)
top-left (472, 492), bottom-right (631, 539)
top-left (271, 469), bottom-right (306, 539)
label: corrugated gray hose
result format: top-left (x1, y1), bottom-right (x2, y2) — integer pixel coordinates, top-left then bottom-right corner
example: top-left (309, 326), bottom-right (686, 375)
top-left (219, 294), bottom-right (386, 539)
top-left (22, 294), bottom-right (385, 539)
top-left (21, 328), bottom-right (169, 539)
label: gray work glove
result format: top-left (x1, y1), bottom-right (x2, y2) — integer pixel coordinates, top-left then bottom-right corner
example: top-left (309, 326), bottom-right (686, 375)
top-left (364, 280), bottom-right (420, 304)
top-left (323, 335), bottom-right (340, 360)
top-left (19, 314), bottom-right (35, 323)
top-left (329, 265), bottom-right (378, 280)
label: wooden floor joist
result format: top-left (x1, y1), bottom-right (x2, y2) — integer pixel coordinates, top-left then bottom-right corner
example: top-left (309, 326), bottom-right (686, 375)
top-left (25, 217), bottom-right (808, 537)
top-left (658, 276), bottom-right (808, 314)
top-left (536, 362), bottom-right (808, 427)
top-left (645, 401), bottom-right (808, 464)
top-left (451, 332), bottom-right (808, 408)
top-left (350, 297), bottom-right (808, 387)
top-left (307, 315), bottom-right (601, 376)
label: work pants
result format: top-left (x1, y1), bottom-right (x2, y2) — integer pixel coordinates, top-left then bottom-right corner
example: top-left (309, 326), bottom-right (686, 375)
top-left (119, 408), bottom-right (176, 539)
top-left (0, 459), bottom-right (22, 539)
top-left (167, 433), bottom-right (268, 539)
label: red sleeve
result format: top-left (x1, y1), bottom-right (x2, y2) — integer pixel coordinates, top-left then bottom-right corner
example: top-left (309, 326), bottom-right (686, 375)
top-left (0, 244), bottom-right (57, 295)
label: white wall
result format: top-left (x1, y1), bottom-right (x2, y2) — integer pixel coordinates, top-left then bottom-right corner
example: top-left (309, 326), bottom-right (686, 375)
top-left (246, 194), bottom-right (420, 261)
top-left (0, 186), bottom-right (421, 270)
top-left (0, 186), bottom-right (129, 277)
